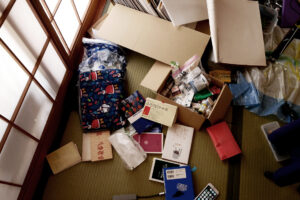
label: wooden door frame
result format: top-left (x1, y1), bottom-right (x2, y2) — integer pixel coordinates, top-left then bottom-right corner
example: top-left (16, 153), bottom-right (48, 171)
top-left (18, 1), bottom-right (107, 199)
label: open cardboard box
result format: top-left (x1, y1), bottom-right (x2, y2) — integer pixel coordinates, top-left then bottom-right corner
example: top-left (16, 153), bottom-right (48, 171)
top-left (89, 4), bottom-right (231, 130)
top-left (141, 61), bottom-right (232, 130)
top-left (90, 4), bottom-right (210, 65)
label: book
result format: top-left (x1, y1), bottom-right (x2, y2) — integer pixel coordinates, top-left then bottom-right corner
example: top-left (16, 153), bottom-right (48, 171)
top-left (162, 124), bottom-right (194, 164)
top-left (82, 131), bottom-right (113, 162)
top-left (206, 0), bottom-right (266, 66)
top-left (141, 98), bottom-right (177, 127)
top-left (206, 121), bottom-right (241, 160)
top-left (149, 158), bottom-right (182, 183)
top-left (161, 0), bottom-right (208, 26)
top-left (128, 109), bottom-right (157, 133)
top-left (133, 132), bottom-right (163, 154)
top-left (46, 142), bottom-right (81, 174)
top-left (163, 166), bottom-right (194, 200)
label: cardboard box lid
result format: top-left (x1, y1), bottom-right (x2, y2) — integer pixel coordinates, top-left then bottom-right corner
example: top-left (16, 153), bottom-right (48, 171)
top-left (92, 5), bottom-right (210, 65)
top-left (140, 61), bottom-right (171, 92)
top-left (161, 0), bottom-right (208, 26)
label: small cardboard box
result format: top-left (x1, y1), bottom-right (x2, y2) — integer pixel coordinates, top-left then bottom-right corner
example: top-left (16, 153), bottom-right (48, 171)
top-left (141, 61), bottom-right (232, 130)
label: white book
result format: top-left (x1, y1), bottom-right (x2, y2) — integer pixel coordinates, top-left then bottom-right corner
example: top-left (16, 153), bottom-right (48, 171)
top-left (162, 124), bottom-right (194, 164)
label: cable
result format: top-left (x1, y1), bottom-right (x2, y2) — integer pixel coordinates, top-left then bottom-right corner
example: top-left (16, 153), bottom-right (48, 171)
top-left (137, 192), bottom-right (165, 199)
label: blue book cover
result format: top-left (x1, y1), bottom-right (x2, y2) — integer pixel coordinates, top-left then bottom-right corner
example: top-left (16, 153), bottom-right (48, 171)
top-left (132, 117), bottom-right (156, 133)
top-left (163, 166), bottom-right (194, 200)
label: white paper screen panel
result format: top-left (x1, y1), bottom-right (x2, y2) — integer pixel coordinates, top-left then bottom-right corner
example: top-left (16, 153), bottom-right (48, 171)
top-left (35, 42), bottom-right (66, 99)
top-left (0, 0), bottom-right (10, 17)
top-left (73, 0), bottom-right (91, 20)
top-left (14, 82), bottom-right (53, 140)
top-left (0, 45), bottom-right (29, 120)
top-left (44, 0), bottom-right (59, 14)
top-left (54, 0), bottom-right (80, 48)
top-left (0, 0), bottom-right (47, 72)
top-left (0, 128), bottom-right (38, 185)
top-left (0, 183), bottom-right (21, 200)
top-left (0, 119), bottom-right (8, 142)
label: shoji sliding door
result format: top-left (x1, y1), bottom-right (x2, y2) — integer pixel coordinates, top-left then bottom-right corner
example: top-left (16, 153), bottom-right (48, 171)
top-left (0, 0), bottom-right (106, 199)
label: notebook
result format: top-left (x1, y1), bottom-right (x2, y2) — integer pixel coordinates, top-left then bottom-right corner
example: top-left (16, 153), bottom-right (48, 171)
top-left (163, 166), bottom-right (194, 200)
top-left (206, 0), bottom-right (266, 66)
top-left (206, 121), bottom-right (241, 160)
top-left (133, 132), bottom-right (163, 154)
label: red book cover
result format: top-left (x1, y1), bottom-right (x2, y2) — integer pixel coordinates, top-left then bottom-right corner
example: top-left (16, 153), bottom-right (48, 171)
top-left (206, 121), bottom-right (241, 160)
top-left (133, 133), bottom-right (163, 154)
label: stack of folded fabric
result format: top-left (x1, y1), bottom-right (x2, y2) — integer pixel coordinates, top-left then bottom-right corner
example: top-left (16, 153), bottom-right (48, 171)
top-left (78, 38), bottom-right (127, 131)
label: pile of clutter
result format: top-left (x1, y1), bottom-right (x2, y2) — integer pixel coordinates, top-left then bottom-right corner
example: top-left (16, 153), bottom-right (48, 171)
top-left (161, 55), bottom-right (221, 117)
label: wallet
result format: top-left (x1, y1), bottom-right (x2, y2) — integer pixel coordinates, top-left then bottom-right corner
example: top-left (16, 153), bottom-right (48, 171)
top-left (206, 121), bottom-right (241, 160)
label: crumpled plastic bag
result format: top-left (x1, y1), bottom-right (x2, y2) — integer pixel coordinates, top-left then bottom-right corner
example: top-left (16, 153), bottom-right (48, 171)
top-left (229, 56), bottom-right (300, 122)
top-left (109, 129), bottom-right (147, 170)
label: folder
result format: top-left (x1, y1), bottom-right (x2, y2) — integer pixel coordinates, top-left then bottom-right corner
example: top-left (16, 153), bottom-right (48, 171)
top-left (206, 121), bottom-right (241, 160)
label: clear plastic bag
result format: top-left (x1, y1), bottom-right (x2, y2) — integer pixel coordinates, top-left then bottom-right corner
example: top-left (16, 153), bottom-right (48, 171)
top-left (109, 130), bottom-right (147, 170)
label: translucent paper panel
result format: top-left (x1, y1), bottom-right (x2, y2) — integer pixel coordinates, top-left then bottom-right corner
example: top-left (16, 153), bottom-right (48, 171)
top-left (14, 82), bottom-right (53, 139)
top-left (45, 0), bottom-right (59, 14)
top-left (0, 0), bottom-right (10, 17)
top-left (0, 184), bottom-right (20, 200)
top-left (0, 46), bottom-right (29, 119)
top-left (35, 43), bottom-right (66, 99)
top-left (0, 128), bottom-right (38, 184)
top-left (0, 0), bottom-right (47, 72)
top-left (54, 0), bottom-right (80, 48)
top-left (0, 1), bottom-right (46, 71)
top-left (74, 0), bottom-right (91, 20)
top-left (0, 119), bottom-right (8, 142)
top-left (52, 21), bottom-right (70, 54)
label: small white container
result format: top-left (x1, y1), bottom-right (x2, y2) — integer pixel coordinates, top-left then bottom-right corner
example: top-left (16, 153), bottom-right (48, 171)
top-left (261, 121), bottom-right (290, 162)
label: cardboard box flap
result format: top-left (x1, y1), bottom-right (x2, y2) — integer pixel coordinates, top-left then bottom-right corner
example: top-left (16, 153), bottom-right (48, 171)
top-left (92, 5), bottom-right (210, 65)
top-left (208, 84), bottom-right (232, 124)
top-left (156, 94), bottom-right (206, 130)
top-left (141, 61), bottom-right (171, 92)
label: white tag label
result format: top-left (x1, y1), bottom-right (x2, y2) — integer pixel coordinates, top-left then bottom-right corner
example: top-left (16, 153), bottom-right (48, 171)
top-left (166, 168), bottom-right (187, 180)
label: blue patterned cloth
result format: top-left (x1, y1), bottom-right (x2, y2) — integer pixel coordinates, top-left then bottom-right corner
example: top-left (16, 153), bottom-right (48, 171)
top-left (79, 38), bottom-right (127, 131)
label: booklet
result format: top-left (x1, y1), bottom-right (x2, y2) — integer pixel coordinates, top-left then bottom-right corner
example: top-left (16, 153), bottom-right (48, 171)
top-left (133, 132), bottom-right (163, 154)
top-left (162, 124), bottom-right (194, 164)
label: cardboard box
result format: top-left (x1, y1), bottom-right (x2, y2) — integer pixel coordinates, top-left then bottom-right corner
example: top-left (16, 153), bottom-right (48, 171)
top-left (141, 61), bottom-right (232, 130)
top-left (91, 4), bottom-right (210, 65)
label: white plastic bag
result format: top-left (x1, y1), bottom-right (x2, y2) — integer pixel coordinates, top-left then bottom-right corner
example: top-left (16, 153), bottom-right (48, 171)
top-left (109, 130), bottom-right (146, 170)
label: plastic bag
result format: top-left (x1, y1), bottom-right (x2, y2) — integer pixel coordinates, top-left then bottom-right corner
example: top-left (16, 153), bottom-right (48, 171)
top-left (109, 130), bottom-right (147, 170)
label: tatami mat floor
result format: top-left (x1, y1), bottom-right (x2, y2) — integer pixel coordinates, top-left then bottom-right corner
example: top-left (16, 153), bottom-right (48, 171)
top-left (41, 51), bottom-right (300, 200)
